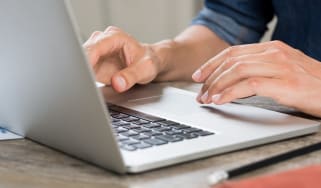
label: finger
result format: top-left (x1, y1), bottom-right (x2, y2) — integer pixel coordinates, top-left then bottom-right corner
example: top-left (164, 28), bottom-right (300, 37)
top-left (202, 62), bottom-right (284, 103)
top-left (83, 31), bottom-right (103, 45)
top-left (89, 31), bottom-right (103, 41)
top-left (192, 42), bottom-right (274, 83)
top-left (94, 56), bottom-right (124, 84)
top-left (83, 31), bottom-right (105, 65)
top-left (111, 57), bottom-right (157, 92)
top-left (204, 50), bottom-right (280, 87)
top-left (197, 47), bottom-right (294, 101)
top-left (84, 27), bottom-right (138, 67)
top-left (211, 77), bottom-right (287, 105)
top-left (211, 79), bottom-right (256, 105)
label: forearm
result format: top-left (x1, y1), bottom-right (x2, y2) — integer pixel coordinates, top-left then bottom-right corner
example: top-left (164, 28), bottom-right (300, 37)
top-left (151, 25), bottom-right (230, 82)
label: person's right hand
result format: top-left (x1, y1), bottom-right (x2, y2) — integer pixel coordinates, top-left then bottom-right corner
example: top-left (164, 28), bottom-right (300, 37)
top-left (83, 26), bottom-right (163, 92)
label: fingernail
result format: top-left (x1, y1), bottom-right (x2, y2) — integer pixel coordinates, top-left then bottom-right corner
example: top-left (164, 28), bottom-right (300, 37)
top-left (212, 94), bottom-right (222, 104)
top-left (201, 91), bottom-right (209, 103)
top-left (115, 76), bottom-right (126, 91)
top-left (192, 70), bottom-right (202, 82)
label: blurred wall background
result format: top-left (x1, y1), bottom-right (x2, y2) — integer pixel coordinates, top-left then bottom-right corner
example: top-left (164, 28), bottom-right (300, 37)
top-left (70, 0), bottom-right (275, 43)
top-left (70, 0), bottom-right (203, 43)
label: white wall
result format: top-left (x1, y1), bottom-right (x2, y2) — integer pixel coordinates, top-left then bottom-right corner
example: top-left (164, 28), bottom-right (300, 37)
top-left (69, 0), bottom-right (108, 40)
top-left (70, 0), bottom-right (202, 42)
top-left (70, 0), bottom-right (274, 43)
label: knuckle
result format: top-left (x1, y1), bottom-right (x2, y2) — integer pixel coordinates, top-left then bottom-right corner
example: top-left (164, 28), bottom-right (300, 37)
top-left (224, 57), bottom-right (238, 67)
top-left (270, 40), bottom-right (286, 49)
top-left (247, 78), bottom-right (260, 90)
top-left (94, 35), bottom-right (106, 46)
top-left (82, 41), bottom-right (91, 49)
top-left (269, 48), bottom-right (288, 62)
top-left (225, 46), bottom-right (237, 57)
top-left (104, 26), bottom-right (121, 33)
top-left (276, 50), bottom-right (288, 61)
top-left (233, 62), bottom-right (248, 76)
top-left (84, 31), bottom-right (102, 47)
top-left (103, 28), bottom-right (125, 39)
top-left (90, 31), bottom-right (102, 39)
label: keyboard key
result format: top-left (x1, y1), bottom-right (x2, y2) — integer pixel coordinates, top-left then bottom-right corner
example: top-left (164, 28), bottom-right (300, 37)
top-left (176, 133), bottom-right (198, 139)
top-left (113, 121), bottom-right (130, 126)
top-left (109, 110), bottom-right (118, 116)
top-left (133, 127), bottom-right (151, 133)
top-left (122, 124), bottom-right (141, 130)
top-left (143, 123), bottom-right (161, 129)
top-left (183, 128), bottom-right (202, 133)
top-left (122, 116), bottom-right (140, 122)
top-left (133, 142), bottom-right (152, 149)
top-left (164, 130), bottom-right (183, 135)
top-left (155, 135), bottom-right (183, 142)
top-left (132, 134), bottom-right (150, 140)
top-left (158, 120), bottom-right (179, 126)
top-left (153, 126), bottom-right (172, 132)
top-left (121, 131), bottom-right (139, 137)
top-left (121, 139), bottom-right (140, 145)
top-left (170, 124), bottom-right (190, 130)
top-left (115, 127), bottom-right (128, 133)
top-left (109, 104), bottom-right (215, 152)
top-left (109, 105), bottom-right (165, 122)
top-left (132, 119), bottom-right (149, 125)
top-left (112, 118), bottom-right (121, 123)
top-left (117, 135), bottom-right (129, 142)
top-left (194, 131), bottom-right (214, 136)
top-left (143, 131), bottom-right (163, 137)
top-left (111, 113), bottom-right (129, 119)
top-left (144, 138), bottom-right (168, 146)
top-left (121, 145), bottom-right (137, 151)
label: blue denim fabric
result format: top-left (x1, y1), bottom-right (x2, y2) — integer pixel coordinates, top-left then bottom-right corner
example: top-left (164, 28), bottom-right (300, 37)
top-left (192, 0), bottom-right (321, 61)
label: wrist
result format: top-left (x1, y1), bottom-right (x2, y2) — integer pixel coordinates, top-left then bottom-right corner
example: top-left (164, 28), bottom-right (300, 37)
top-left (149, 39), bottom-right (177, 81)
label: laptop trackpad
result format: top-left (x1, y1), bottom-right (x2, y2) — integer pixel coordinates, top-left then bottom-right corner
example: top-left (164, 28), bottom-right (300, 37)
top-left (101, 84), bottom-right (308, 129)
top-left (102, 84), bottom-right (199, 117)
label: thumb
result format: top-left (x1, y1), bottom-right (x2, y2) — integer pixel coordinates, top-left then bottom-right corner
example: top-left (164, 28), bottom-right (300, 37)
top-left (111, 57), bottom-right (158, 92)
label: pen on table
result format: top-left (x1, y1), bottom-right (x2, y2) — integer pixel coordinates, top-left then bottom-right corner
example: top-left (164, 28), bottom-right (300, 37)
top-left (208, 141), bottom-right (321, 186)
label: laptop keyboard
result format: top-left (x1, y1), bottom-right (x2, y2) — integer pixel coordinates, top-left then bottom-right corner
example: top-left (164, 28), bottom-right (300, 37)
top-left (108, 104), bottom-right (214, 152)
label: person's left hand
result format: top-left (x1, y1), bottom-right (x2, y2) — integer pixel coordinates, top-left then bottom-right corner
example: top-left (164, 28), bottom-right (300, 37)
top-left (192, 40), bottom-right (321, 117)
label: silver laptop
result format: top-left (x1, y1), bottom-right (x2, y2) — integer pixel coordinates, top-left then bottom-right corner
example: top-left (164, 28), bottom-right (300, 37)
top-left (0, 0), bottom-right (319, 173)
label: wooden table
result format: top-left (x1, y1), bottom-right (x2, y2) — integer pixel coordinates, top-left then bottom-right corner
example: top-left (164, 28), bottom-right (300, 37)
top-left (0, 82), bottom-right (320, 188)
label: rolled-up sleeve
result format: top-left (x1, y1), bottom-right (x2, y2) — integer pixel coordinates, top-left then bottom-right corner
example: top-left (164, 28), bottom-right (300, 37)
top-left (192, 0), bottom-right (274, 45)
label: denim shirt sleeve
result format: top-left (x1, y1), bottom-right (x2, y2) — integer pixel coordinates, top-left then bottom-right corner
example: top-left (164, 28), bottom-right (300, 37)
top-left (192, 0), bottom-right (274, 45)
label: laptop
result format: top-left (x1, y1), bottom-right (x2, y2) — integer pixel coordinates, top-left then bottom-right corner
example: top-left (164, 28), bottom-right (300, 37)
top-left (0, 0), bottom-right (319, 174)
